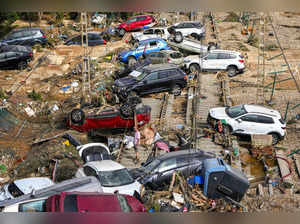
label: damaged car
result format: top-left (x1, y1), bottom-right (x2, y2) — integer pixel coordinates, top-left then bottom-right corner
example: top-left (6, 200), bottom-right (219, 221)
top-left (67, 101), bottom-right (151, 135)
top-left (113, 64), bottom-right (188, 100)
top-left (117, 15), bottom-right (156, 36)
top-left (130, 149), bottom-right (215, 190)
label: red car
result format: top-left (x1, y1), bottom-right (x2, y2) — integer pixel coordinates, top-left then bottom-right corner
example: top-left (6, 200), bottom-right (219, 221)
top-left (45, 192), bottom-right (146, 212)
top-left (117, 15), bottom-right (156, 36)
top-left (67, 103), bottom-right (151, 133)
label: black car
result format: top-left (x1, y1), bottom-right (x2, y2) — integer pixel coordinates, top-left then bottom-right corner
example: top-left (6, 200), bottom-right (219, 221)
top-left (113, 64), bottom-right (187, 100)
top-left (64, 32), bottom-right (106, 46)
top-left (129, 149), bottom-right (215, 190)
top-left (0, 49), bottom-right (33, 70)
top-left (0, 28), bottom-right (48, 47)
top-left (0, 45), bottom-right (32, 54)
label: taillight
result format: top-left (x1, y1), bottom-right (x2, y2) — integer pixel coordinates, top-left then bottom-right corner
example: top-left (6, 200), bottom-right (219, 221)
top-left (239, 59), bottom-right (244, 63)
top-left (281, 127), bottom-right (286, 130)
top-left (103, 40), bottom-right (106, 44)
top-left (184, 75), bottom-right (188, 80)
top-left (42, 34), bottom-right (46, 38)
top-left (29, 52), bottom-right (33, 57)
top-left (167, 58), bottom-right (170, 62)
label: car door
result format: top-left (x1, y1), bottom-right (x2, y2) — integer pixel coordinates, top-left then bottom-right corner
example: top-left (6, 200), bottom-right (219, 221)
top-left (0, 53), bottom-right (7, 68)
top-left (202, 52), bottom-right (218, 70)
top-left (236, 114), bottom-right (260, 135)
top-left (153, 158), bottom-right (177, 186)
top-left (128, 17), bottom-right (139, 30)
top-left (158, 70), bottom-right (171, 91)
top-left (5, 52), bottom-right (19, 68)
top-left (140, 71), bottom-right (159, 94)
top-left (5, 32), bottom-right (20, 45)
top-left (88, 33), bottom-right (97, 46)
top-left (255, 115), bottom-right (275, 134)
top-left (146, 41), bottom-right (159, 54)
top-left (217, 53), bottom-right (231, 70)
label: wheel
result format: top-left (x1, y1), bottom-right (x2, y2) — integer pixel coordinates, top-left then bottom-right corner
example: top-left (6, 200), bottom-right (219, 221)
top-left (189, 63), bottom-right (200, 73)
top-left (120, 103), bottom-right (134, 118)
top-left (191, 33), bottom-right (198, 40)
top-left (172, 85), bottom-right (181, 96)
top-left (70, 109), bottom-right (85, 125)
top-left (119, 28), bottom-right (126, 37)
top-left (18, 61), bottom-right (27, 70)
top-left (227, 66), bottom-right (238, 77)
top-left (128, 56), bottom-right (137, 67)
top-left (208, 42), bottom-right (218, 51)
top-left (271, 133), bottom-right (280, 145)
top-left (174, 31), bottom-right (183, 43)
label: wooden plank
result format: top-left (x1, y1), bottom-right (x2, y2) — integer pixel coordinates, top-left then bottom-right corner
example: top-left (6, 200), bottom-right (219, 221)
top-left (186, 87), bottom-right (194, 126)
top-left (276, 150), bottom-right (293, 185)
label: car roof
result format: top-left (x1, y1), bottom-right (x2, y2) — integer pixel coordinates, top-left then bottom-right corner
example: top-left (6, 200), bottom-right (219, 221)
top-left (86, 160), bottom-right (125, 172)
top-left (139, 38), bottom-right (164, 44)
top-left (158, 149), bottom-right (215, 160)
top-left (244, 104), bottom-right (282, 117)
top-left (13, 27), bottom-right (42, 32)
top-left (209, 49), bottom-right (240, 55)
top-left (14, 177), bottom-right (54, 194)
top-left (143, 63), bottom-right (178, 72)
top-left (131, 14), bottom-right (152, 18)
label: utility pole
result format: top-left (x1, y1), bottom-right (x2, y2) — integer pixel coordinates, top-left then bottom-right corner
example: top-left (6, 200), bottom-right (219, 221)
top-left (81, 12), bottom-right (91, 105)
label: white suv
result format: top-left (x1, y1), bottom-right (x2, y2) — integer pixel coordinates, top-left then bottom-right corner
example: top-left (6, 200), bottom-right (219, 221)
top-left (169, 21), bottom-right (206, 39)
top-left (131, 27), bottom-right (170, 42)
top-left (208, 104), bottom-right (286, 145)
top-left (184, 50), bottom-right (245, 77)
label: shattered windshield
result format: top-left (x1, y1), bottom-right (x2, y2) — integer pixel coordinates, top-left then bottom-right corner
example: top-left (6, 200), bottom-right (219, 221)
top-left (0, 108), bottom-right (19, 132)
top-left (225, 105), bottom-right (247, 118)
top-left (97, 168), bottom-right (134, 187)
top-left (141, 159), bottom-right (160, 173)
top-left (8, 182), bottom-right (24, 198)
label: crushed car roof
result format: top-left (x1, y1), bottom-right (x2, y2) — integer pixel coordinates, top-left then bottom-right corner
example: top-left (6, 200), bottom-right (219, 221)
top-left (14, 177), bottom-right (54, 194)
top-left (86, 160), bottom-right (125, 172)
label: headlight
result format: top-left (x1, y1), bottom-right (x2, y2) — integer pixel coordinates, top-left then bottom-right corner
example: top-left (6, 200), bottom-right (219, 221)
top-left (184, 59), bottom-right (191, 63)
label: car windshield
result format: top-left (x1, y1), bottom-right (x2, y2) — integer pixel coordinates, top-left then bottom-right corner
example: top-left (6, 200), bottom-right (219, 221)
top-left (7, 182), bottom-right (24, 198)
top-left (97, 168), bottom-right (134, 187)
top-left (141, 159), bottom-right (160, 173)
top-left (225, 105), bottom-right (247, 118)
top-left (129, 69), bottom-right (150, 81)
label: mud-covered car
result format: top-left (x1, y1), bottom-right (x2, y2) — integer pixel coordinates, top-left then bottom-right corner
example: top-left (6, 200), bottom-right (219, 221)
top-left (67, 100), bottom-right (151, 134)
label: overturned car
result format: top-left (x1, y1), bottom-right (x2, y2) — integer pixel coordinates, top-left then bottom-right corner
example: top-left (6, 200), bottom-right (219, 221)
top-left (67, 99), bottom-right (151, 135)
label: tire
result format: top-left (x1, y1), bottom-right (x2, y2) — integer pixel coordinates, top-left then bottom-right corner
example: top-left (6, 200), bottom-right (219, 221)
top-left (70, 109), bottom-right (85, 125)
top-left (119, 28), bottom-right (126, 37)
top-left (120, 103), bottom-right (134, 118)
top-left (191, 33), bottom-right (198, 40)
top-left (18, 61), bottom-right (27, 70)
top-left (128, 56), bottom-right (137, 67)
top-left (227, 66), bottom-right (238, 77)
top-left (208, 42), bottom-right (217, 51)
top-left (172, 84), bottom-right (181, 96)
top-left (174, 31), bottom-right (183, 43)
top-left (271, 133), bottom-right (280, 145)
top-left (189, 63), bottom-right (200, 73)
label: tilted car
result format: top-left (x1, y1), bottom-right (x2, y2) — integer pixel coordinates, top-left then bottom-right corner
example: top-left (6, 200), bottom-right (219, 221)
top-left (207, 104), bottom-right (286, 145)
top-left (168, 21), bottom-right (206, 40)
top-left (76, 160), bottom-right (141, 196)
top-left (117, 15), bottom-right (156, 36)
top-left (131, 27), bottom-right (170, 42)
top-left (67, 102), bottom-right (151, 135)
top-left (0, 48), bottom-right (33, 70)
top-left (113, 64), bottom-right (188, 100)
top-left (45, 192), bottom-right (146, 212)
top-left (118, 38), bottom-right (171, 66)
top-left (146, 50), bottom-right (184, 66)
top-left (0, 27), bottom-right (47, 47)
top-left (183, 49), bottom-right (245, 77)
top-left (64, 32), bottom-right (106, 46)
top-left (0, 177), bottom-right (54, 201)
top-left (129, 149), bottom-right (215, 190)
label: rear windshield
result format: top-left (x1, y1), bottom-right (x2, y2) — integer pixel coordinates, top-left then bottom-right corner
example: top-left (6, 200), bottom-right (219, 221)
top-left (97, 168), bottom-right (134, 187)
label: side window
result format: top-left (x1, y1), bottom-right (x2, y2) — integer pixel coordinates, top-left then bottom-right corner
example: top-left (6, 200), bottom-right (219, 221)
top-left (158, 71), bottom-right (169, 79)
top-left (206, 53), bottom-right (218, 60)
top-left (128, 17), bottom-right (137, 23)
top-left (176, 157), bottom-right (190, 167)
top-left (22, 31), bottom-right (32, 37)
top-left (0, 53), bottom-right (6, 59)
top-left (218, 53), bottom-right (229, 59)
top-left (5, 52), bottom-right (17, 58)
top-left (144, 29), bottom-right (153, 35)
top-left (145, 72), bottom-right (158, 81)
top-left (73, 35), bottom-right (81, 42)
top-left (184, 23), bottom-right (194, 28)
top-left (139, 16), bottom-right (147, 21)
top-left (83, 166), bottom-right (97, 177)
top-left (175, 23), bottom-right (184, 29)
top-left (240, 114), bottom-right (258, 122)
top-left (149, 41), bottom-right (157, 47)
top-left (12, 31), bottom-right (24, 39)
top-left (19, 200), bottom-right (46, 212)
top-left (88, 34), bottom-right (99, 40)
top-left (257, 115), bottom-right (274, 124)
top-left (154, 29), bottom-right (164, 35)
top-left (157, 158), bottom-right (177, 172)
top-left (170, 52), bottom-right (182, 59)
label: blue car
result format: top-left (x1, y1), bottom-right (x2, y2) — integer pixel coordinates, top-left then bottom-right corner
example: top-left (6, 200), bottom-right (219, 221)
top-left (118, 38), bottom-right (171, 66)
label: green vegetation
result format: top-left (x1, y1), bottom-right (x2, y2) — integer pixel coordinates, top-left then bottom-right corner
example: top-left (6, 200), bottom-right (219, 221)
top-left (223, 12), bottom-right (240, 22)
top-left (0, 88), bottom-right (6, 99)
top-left (27, 89), bottom-right (43, 101)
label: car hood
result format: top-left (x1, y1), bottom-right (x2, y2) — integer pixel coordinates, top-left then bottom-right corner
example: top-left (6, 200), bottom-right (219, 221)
top-left (209, 107), bottom-right (229, 120)
top-left (129, 168), bottom-right (146, 180)
top-left (115, 76), bottom-right (137, 87)
top-left (102, 181), bottom-right (141, 196)
top-left (119, 50), bottom-right (132, 58)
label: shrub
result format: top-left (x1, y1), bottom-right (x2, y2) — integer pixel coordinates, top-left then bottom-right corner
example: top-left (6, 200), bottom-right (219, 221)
top-left (27, 89), bottom-right (42, 101)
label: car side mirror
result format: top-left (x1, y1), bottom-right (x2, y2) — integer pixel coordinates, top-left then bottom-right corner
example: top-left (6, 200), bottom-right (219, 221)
top-left (236, 118), bottom-right (242, 123)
